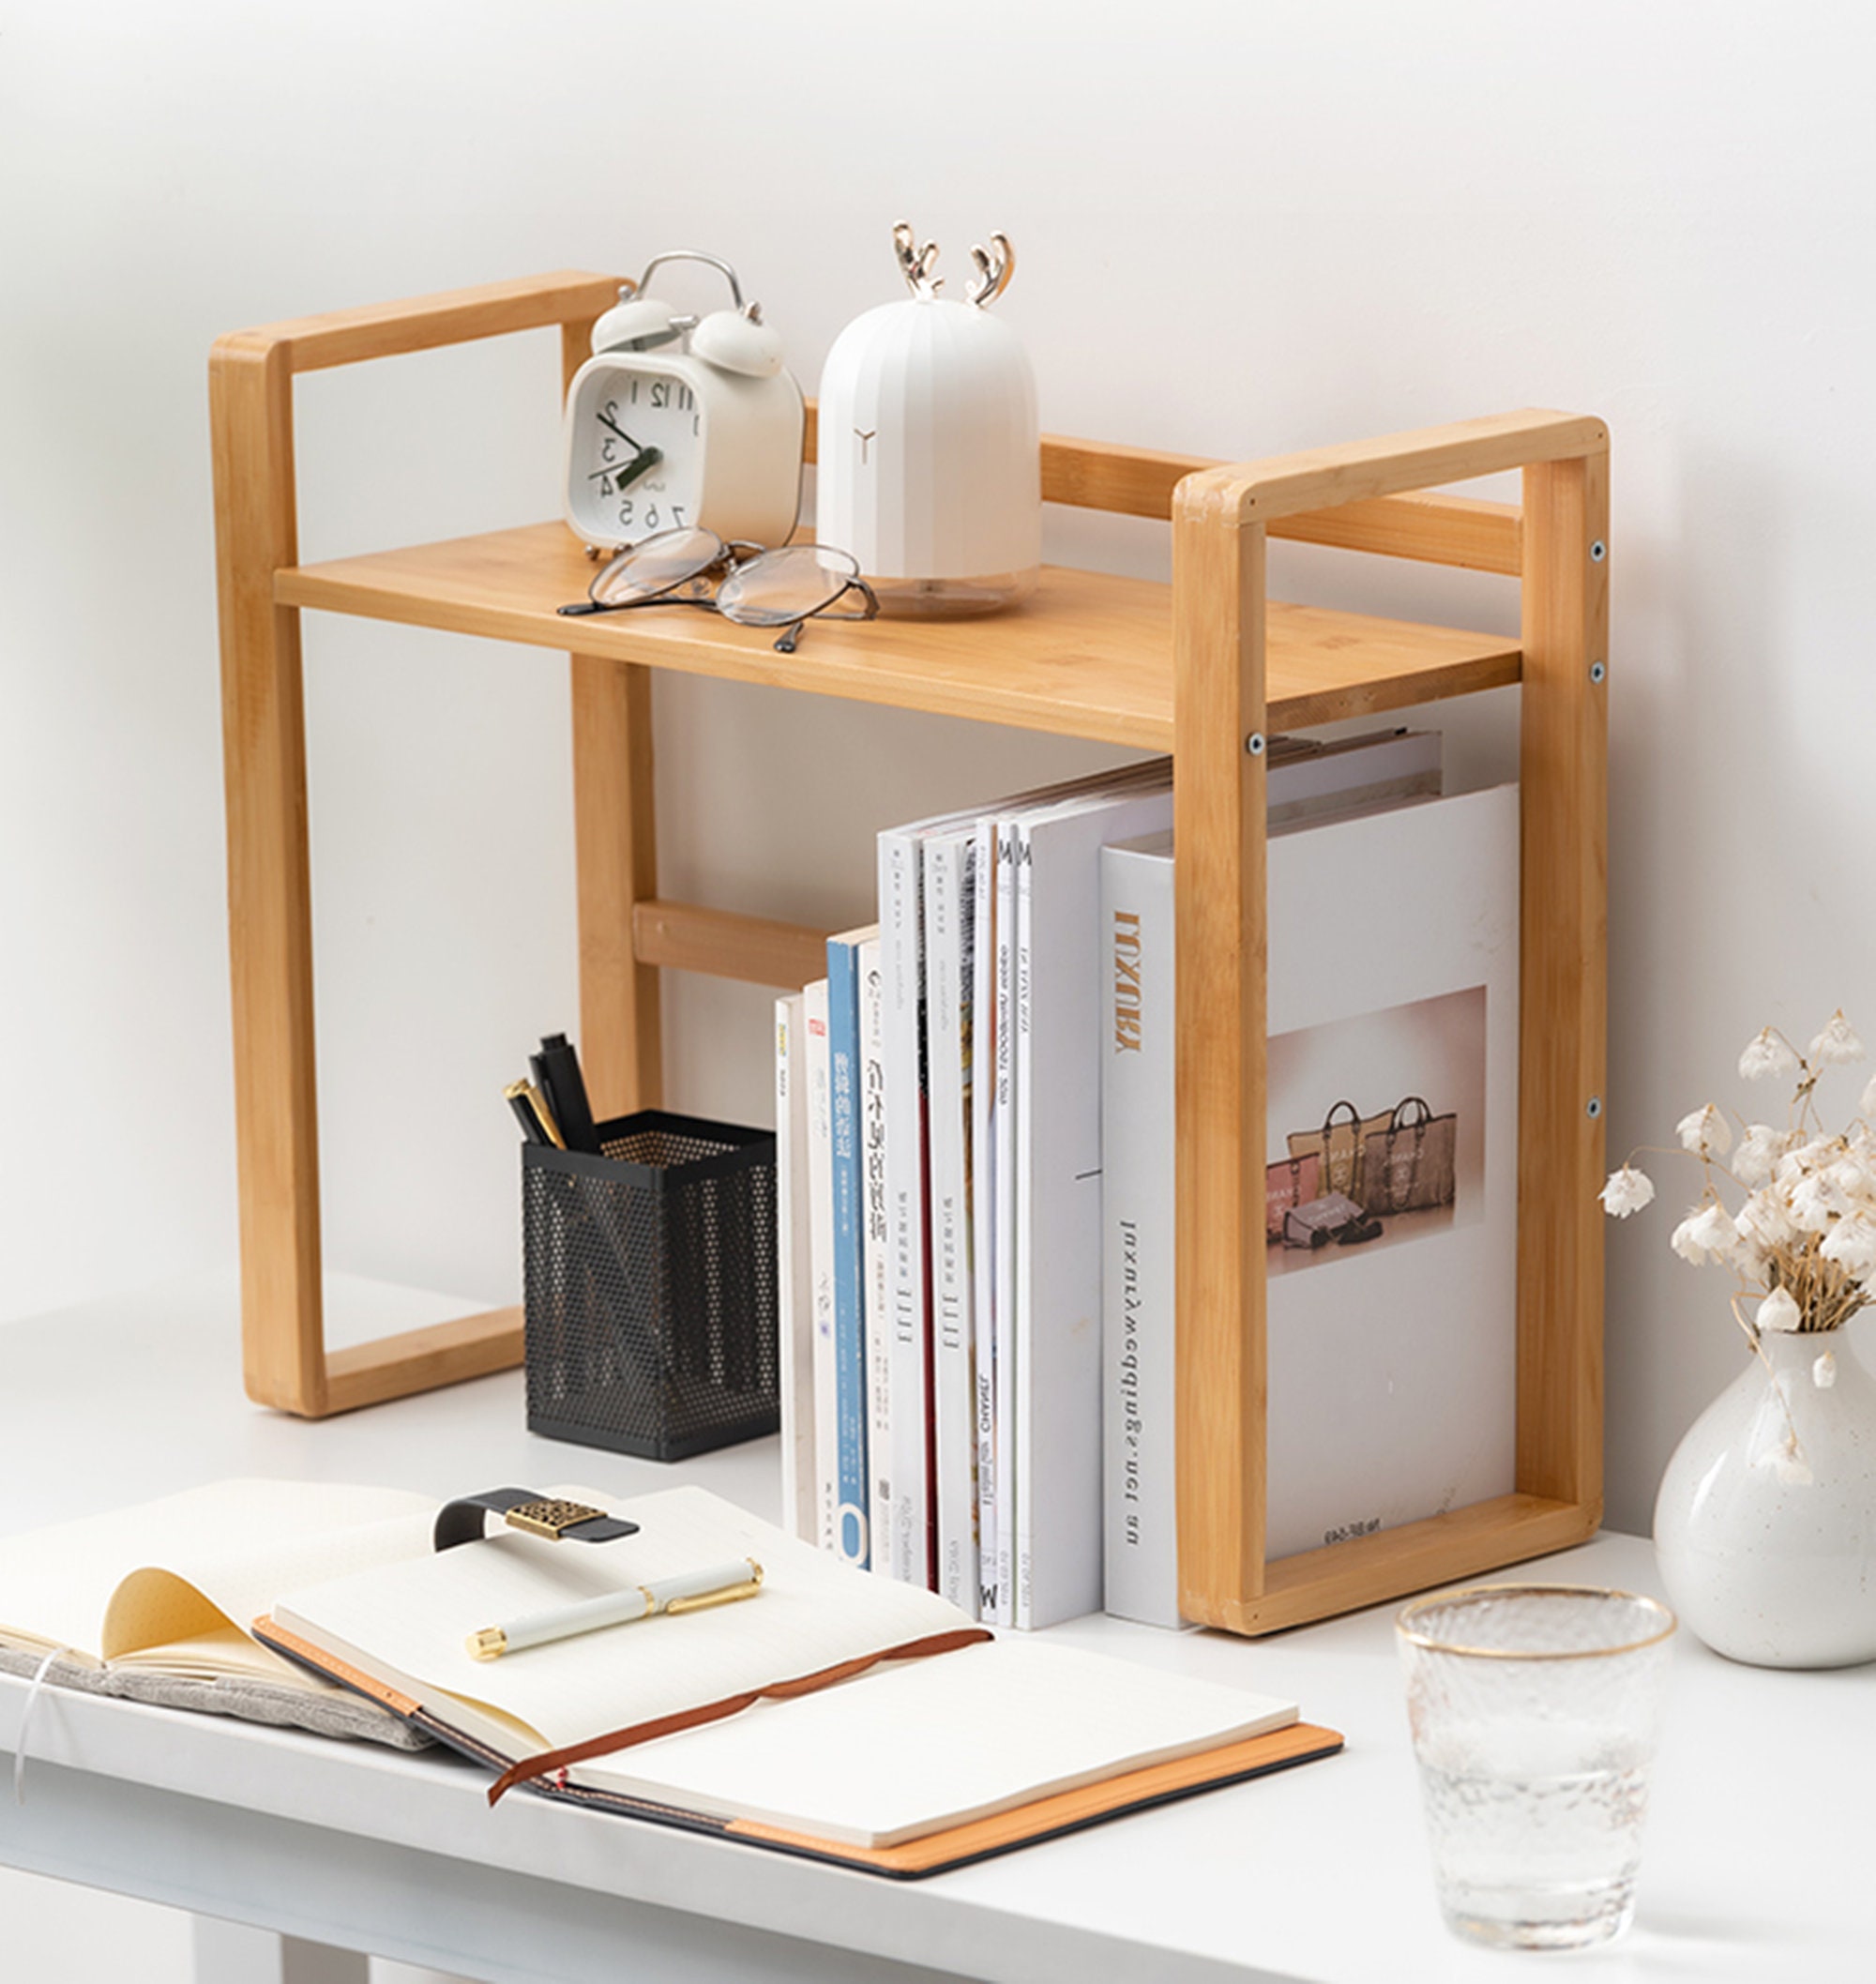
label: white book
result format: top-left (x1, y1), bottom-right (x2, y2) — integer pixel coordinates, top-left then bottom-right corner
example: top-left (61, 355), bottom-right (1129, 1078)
top-left (876, 826), bottom-right (934, 1586)
top-left (969, 814), bottom-right (1002, 1618)
top-left (1013, 773), bottom-right (1175, 1628)
top-left (923, 825), bottom-right (979, 1615)
top-left (775, 993), bottom-right (816, 1544)
top-left (1262, 785), bottom-right (1519, 1557)
top-left (803, 977), bottom-right (838, 1555)
top-left (1100, 833), bottom-right (1180, 1626)
top-left (857, 936), bottom-right (895, 1570)
top-left (877, 765), bottom-right (1162, 1594)
top-left (1098, 780), bottom-right (1516, 1609)
top-left (1263, 728), bottom-right (1442, 826)
top-left (990, 814), bottom-right (1021, 1626)
top-left (1097, 737), bottom-right (1449, 1625)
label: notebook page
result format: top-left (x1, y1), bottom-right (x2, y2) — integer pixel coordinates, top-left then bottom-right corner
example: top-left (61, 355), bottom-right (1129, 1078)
top-left (272, 1486), bottom-right (973, 1752)
top-left (0, 1480), bottom-right (431, 1666)
top-left (580, 1637), bottom-right (1299, 1847)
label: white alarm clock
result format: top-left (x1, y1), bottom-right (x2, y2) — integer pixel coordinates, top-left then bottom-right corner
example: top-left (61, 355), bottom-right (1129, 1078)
top-left (562, 251), bottom-right (805, 552)
top-left (815, 224), bottom-right (1040, 616)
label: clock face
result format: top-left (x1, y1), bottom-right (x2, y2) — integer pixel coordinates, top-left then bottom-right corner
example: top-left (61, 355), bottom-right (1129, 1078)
top-left (573, 366), bottom-right (705, 542)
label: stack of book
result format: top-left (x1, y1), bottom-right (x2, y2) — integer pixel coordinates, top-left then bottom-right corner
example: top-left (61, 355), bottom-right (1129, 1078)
top-left (777, 728), bottom-right (1519, 1631)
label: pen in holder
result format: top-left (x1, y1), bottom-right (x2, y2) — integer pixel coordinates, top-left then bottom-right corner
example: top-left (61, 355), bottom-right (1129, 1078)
top-left (522, 1110), bottom-right (779, 1460)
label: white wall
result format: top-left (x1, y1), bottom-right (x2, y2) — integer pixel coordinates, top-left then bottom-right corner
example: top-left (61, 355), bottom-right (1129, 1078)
top-left (8, 0), bottom-right (1876, 1541)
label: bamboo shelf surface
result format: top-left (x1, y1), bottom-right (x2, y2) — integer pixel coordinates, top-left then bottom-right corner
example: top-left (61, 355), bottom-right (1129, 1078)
top-left (279, 521), bottom-right (1521, 750)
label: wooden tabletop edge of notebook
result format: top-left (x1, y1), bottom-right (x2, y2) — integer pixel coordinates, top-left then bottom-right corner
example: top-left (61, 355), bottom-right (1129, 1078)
top-left (254, 1617), bottom-right (1343, 1879)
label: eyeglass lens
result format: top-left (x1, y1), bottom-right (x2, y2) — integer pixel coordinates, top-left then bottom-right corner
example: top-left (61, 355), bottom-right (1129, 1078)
top-left (589, 527), bottom-right (726, 607)
top-left (716, 545), bottom-right (861, 628)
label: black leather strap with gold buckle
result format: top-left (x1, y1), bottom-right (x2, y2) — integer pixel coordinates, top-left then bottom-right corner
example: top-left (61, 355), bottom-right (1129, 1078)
top-left (433, 1488), bottom-right (639, 1552)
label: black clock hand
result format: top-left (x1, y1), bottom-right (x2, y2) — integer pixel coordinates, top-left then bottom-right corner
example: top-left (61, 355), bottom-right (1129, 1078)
top-left (587, 446), bottom-right (664, 487)
top-left (596, 409), bottom-right (643, 449)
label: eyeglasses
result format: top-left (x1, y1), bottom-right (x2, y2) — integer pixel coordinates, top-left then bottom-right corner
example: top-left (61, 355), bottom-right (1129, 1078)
top-left (557, 527), bottom-right (879, 653)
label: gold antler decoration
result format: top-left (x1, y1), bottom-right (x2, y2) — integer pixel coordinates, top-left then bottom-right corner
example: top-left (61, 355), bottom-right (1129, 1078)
top-left (966, 233), bottom-right (1016, 308)
top-left (892, 220), bottom-right (943, 299)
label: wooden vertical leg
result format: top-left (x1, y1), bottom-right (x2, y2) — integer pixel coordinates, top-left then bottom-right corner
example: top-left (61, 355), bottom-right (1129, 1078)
top-left (570, 655), bottom-right (662, 1118)
top-left (211, 338), bottom-right (327, 1416)
top-left (1516, 449), bottom-right (1611, 1511)
top-left (1172, 486), bottom-right (1269, 1630)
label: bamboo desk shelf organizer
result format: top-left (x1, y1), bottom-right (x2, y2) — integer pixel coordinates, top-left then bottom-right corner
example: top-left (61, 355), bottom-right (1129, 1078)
top-left (210, 269), bottom-right (1608, 1637)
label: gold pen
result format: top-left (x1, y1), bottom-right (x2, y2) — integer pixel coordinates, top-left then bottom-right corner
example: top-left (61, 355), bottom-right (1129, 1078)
top-left (504, 1078), bottom-right (565, 1149)
top-left (467, 1557), bottom-right (764, 1660)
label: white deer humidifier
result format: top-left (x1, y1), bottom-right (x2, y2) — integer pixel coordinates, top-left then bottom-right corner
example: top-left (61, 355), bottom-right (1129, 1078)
top-left (816, 222), bottom-right (1040, 616)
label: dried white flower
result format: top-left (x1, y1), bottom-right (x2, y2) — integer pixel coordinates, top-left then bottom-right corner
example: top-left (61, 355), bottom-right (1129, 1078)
top-left (1778, 1138), bottom-right (1838, 1189)
top-left (1790, 1172), bottom-right (1851, 1234)
top-left (1672, 1201), bottom-right (1740, 1265)
top-left (1810, 1010), bottom-right (1867, 1065)
top-left (1826, 1156), bottom-right (1876, 1207)
top-left (1677, 1105), bottom-right (1732, 1159)
top-left (1757, 1285), bottom-right (1804, 1333)
top-left (1599, 1165), bottom-right (1657, 1218)
top-left (1814, 1350), bottom-right (1838, 1389)
top-left (1821, 1215), bottom-right (1876, 1280)
top-left (1732, 1125), bottom-right (1793, 1190)
top-left (1863, 1071), bottom-right (1876, 1121)
top-left (1739, 1028), bottom-right (1800, 1082)
top-left (1737, 1190), bottom-right (1801, 1258)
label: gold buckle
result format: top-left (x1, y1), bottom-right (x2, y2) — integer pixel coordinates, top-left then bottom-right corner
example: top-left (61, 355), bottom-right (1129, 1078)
top-left (503, 1497), bottom-right (606, 1540)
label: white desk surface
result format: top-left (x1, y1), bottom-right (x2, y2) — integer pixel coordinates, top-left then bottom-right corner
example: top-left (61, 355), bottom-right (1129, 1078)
top-left (3, 1271), bottom-right (1872, 1983)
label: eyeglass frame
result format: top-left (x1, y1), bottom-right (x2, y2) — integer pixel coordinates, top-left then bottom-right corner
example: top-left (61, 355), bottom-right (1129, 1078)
top-left (557, 528), bottom-right (880, 653)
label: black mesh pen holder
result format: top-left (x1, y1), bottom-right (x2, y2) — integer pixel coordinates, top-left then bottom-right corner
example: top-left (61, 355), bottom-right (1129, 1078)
top-left (522, 1110), bottom-right (779, 1461)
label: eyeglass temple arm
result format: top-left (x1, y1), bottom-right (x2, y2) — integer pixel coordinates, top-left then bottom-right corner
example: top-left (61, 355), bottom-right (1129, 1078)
top-left (770, 579), bottom-right (880, 652)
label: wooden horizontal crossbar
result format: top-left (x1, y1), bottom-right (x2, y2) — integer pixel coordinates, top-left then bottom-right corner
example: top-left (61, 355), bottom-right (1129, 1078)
top-left (632, 900), bottom-right (832, 988)
top-left (1190, 1492), bottom-right (1602, 1637)
top-left (213, 270), bottom-right (621, 375)
top-left (321, 1306), bottom-right (523, 1416)
top-left (802, 402), bottom-right (1524, 574)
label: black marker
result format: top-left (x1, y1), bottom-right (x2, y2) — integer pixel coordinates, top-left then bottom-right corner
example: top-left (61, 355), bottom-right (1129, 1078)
top-left (531, 1034), bottom-right (598, 1153)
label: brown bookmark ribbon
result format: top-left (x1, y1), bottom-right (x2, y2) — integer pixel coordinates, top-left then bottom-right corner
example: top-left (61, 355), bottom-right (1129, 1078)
top-left (488, 1627), bottom-right (993, 1805)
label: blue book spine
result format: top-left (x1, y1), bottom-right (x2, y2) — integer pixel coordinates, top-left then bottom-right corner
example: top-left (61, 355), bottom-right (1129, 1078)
top-left (827, 933), bottom-right (870, 1568)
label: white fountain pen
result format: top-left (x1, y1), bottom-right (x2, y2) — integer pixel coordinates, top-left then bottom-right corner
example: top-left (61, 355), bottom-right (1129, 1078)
top-left (467, 1557), bottom-right (764, 1660)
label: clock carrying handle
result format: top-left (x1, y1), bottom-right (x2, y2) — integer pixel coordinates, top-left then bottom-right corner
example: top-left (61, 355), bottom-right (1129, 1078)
top-left (629, 250), bottom-right (747, 313)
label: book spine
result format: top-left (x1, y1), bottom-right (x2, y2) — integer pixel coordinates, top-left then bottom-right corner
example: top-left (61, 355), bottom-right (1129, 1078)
top-left (876, 830), bottom-right (933, 1586)
top-left (775, 992), bottom-right (817, 1543)
top-left (1012, 821), bottom-right (1036, 1628)
top-left (858, 936), bottom-right (895, 1572)
top-left (923, 833), bottom-right (979, 1616)
top-left (1099, 845), bottom-right (1182, 1627)
top-left (989, 819), bottom-right (1021, 1626)
top-left (969, 817), bottom-right (1001, 1618)
top-left (803, 977), bottom-right (838, 1554)
top-left (827, 935), bottom-right (870, 1568)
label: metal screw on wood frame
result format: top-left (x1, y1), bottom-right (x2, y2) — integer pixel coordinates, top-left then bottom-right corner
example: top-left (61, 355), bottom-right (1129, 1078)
top-left (1590, 660), bottom-right (1607, 684)
top-left (1245, 732), bottom-right (1266, 756)
top-left (1586, 1097), bottom-right (1603, 1118)
top-left (1590, 540), bottom-right (1607, 563)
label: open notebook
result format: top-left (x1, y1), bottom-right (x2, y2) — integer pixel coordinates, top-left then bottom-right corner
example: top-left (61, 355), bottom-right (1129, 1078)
top-left (0, 1480), bottom-right (439, 1746)
top-left (0, 1480), bottom-right (1339, 1873)
top-left (256, 1483), bottom-right (1339, 1874)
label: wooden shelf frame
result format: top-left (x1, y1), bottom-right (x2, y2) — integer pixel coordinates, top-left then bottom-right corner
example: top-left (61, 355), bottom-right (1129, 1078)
top-left (211, 271), bottom-right (1604, 1639)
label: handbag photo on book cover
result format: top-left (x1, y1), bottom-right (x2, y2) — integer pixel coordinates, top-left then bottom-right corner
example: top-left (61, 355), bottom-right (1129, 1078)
top-left (1286, 1100), bottom-right (1391, 1205)
top-left (1264, 1153), bottom-right (1322, 1243)
top-left (1362, 1096), bottom-right (1458, 1214)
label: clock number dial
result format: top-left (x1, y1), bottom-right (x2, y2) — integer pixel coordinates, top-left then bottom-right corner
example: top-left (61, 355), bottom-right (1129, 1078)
top-left (577, 372), bottom-right (704, 544)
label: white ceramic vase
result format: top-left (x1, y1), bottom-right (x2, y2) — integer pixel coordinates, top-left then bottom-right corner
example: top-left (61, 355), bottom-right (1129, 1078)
top-left (1654, 1325), bottom-right (1876, 1668)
